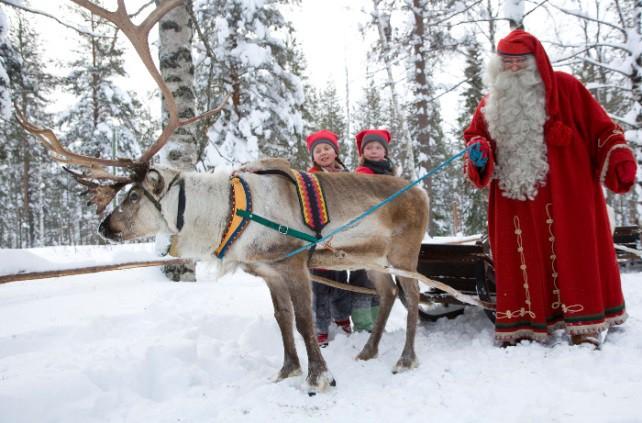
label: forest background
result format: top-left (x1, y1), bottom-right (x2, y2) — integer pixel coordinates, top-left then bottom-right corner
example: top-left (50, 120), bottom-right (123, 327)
top-left (0, 0), bottom-right (640, 249)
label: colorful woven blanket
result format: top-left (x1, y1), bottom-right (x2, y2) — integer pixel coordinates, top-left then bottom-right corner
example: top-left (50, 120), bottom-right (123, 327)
top-left (291, 170), bottom-right (329, 235)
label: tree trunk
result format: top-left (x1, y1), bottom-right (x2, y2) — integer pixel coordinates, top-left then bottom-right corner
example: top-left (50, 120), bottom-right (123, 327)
top-left (632, 1), bottom-right (642, 220)
top-left (158, 0), bottom-right (198, 170)
top-left (158, 0), bottom-right (197, 281)
top-left (487, 0), bottom-right (497, 52)
top-left (372, 0), bottom-right (416, 179)
top-left (504, 0), bottom-right (525, 29)
top-left (20, 133), bottom-right (33, 247)
top-left (410, 0), bottom-right (433, 231)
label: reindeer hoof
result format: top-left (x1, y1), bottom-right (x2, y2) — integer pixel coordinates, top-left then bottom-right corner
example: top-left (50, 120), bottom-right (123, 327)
top-left (355, 347), bottom-right (378, 361)
top-left (392, 356), bottom-right (419, 374)
top-left (275, 366), bottom-right (302, 382)
top-left (305, 371), bottom-right (336, 395)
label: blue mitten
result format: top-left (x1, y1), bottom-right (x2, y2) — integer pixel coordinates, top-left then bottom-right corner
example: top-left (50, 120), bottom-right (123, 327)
top-left (468, 141), bottom-right (488, 169)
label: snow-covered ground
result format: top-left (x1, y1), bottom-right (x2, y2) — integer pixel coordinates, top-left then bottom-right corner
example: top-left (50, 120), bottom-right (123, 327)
top-left (1, 244), bottom-right (641, 423)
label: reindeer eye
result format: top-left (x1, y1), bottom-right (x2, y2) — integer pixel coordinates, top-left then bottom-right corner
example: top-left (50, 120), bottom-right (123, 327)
top-left (129, 190), bottom-right (140, 203)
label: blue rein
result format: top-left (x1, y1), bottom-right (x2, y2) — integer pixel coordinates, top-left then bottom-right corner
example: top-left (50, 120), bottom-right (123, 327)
top-left (285, 145), bottom-right (474, 258)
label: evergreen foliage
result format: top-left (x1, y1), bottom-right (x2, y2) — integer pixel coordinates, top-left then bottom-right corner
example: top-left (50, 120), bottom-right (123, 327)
top-left (455, 38), bottom-right (488, 235)
top-left (0, 13), bottom-right (59, 247)
top-left (56, 4), bottom-right (153, 244)
top-left (193, 0), bottom-right (305, 168)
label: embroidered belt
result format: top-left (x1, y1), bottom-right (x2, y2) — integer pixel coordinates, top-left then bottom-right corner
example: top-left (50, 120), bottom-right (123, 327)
top-left (213, 176), bottom-right (252, 258)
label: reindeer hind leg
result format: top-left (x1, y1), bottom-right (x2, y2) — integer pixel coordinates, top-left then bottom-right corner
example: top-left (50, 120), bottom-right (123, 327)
top-left (355, 270), bottom-right (397, 361)
top-left (392, 275), bottom-right (420, 373)
top-left (387, 242), bottom-right (422, 373)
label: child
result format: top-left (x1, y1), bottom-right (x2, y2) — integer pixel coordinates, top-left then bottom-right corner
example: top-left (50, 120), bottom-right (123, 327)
top-left (306, 129), bottom-right (352, 347)
top-left (355, 129), bottom-right (396, 175)
top-left (349, 129), bottom-right (395, 331)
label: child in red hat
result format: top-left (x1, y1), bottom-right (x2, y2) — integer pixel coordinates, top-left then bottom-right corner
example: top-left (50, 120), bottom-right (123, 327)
top-left (354, 129), bottom-right (395, 175)
top-left (349, 128), bottom-right (395, 331)
top-left (306, 129), bottom-right (346, 173)
top-left (306, 130), bottom-right (352, 346)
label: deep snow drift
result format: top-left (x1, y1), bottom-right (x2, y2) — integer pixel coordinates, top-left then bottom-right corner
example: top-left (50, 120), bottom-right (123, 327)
top-left (0, 244), bottom-right (641, 422)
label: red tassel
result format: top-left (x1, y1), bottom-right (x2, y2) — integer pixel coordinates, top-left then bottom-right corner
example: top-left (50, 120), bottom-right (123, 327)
top-left (545, 120), bottom-right (574, 147)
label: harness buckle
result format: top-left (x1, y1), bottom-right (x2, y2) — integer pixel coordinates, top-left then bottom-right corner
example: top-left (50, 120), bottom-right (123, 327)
top-left (278, 224), bottom-right (289, 235)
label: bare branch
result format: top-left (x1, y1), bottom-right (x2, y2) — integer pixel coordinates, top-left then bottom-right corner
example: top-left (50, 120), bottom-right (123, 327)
top-left (0, 0), bottom-right (96, 37)
top-left (551, 3), bottom-right (626, 36)
top-left (523, 0), bottom-right (549, 19)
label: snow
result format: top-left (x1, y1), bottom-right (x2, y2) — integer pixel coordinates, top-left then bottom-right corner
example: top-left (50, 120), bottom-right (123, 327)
top-left (503, 0), bottom-right (525, 25)
top-left (1, 244), bottom-right (641, 421)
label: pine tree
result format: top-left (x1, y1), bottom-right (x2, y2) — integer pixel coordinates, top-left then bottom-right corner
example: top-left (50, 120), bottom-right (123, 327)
top-left (0, 6), bottom-right (11, 119)
top-left (351, 77), bottom-right (388, 168)
top-left (315, 81), bottom-right (347, 141)
top-left (284, 35), bottom-right (313, 170)
top-left (57, 2), bottom-right (153, 244)
top-left (456, 37), bottom-right (488, 235)
top-left (0, 12), bottom-right (59, 247)
top-left (193, 0), bottom-right (304, 167)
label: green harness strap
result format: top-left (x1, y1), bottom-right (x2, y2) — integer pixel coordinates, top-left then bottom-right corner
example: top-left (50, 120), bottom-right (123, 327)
top-left (235, 209), bottom-right (319, 243)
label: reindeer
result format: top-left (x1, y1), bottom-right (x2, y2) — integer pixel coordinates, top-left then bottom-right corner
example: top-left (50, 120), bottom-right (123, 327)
top-left (17, 0), bottom-right (429, 394)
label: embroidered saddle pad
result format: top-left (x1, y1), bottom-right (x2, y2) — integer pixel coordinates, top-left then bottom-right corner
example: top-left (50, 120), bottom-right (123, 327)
top-left (291, 170), bottom-right (330, 235)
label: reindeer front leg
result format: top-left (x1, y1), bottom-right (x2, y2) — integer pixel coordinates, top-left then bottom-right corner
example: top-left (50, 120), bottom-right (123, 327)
top-left (282, 260), bottom-right (336, 395)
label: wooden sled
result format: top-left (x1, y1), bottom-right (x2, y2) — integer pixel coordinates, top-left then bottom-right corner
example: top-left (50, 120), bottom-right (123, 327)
top-left (397, 226), bottom-right (641, 323)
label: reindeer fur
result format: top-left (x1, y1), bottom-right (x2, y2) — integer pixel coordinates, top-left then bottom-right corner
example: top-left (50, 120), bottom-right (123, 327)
top-left (100, 158), bottom-right (429, 393)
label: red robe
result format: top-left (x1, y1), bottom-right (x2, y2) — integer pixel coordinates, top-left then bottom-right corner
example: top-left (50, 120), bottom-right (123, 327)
top-left (464, 33), bottom-right (635, 343)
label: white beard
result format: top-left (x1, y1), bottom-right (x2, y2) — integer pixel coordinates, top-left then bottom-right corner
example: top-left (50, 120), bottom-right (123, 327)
top-left (482, 55), bottom-right (548, 201)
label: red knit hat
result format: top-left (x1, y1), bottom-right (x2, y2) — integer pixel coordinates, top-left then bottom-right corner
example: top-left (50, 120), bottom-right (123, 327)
top-left (355, 129), bottom-right (391, 156)
top-left (306, 130), bottom-right (340, 156)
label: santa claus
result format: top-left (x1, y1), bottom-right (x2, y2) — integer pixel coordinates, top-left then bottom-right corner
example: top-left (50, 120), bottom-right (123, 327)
top-left (464, 30), bottom-right (637, 347)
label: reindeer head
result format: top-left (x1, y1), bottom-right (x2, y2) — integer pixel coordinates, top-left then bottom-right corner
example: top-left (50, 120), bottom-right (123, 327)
top-left (16, 0), bottom-right (227, 240)
top-left (98, 167), bottom-right (183, 241)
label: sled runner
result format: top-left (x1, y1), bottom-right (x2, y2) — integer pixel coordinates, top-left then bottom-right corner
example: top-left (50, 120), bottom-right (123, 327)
top-left (614, 225), bottom-right (642, 270)
top-left (399, 239), bottom-right (496, 322)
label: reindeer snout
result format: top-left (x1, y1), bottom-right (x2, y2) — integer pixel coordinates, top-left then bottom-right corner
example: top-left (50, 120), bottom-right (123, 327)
top-left (98, 216), bottom-right (120, 241)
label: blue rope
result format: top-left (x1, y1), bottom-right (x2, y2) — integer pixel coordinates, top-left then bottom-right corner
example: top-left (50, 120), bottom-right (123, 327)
top-left (286, 145), bottom-right (472, 258)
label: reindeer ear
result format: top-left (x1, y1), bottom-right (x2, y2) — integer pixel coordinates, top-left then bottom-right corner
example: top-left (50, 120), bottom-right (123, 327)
top-left (145, 170), bottom-right (164, 195)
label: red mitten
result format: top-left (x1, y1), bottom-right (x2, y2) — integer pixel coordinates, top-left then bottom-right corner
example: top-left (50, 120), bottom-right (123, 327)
top-left (605, 148), bottom-right (637, 193)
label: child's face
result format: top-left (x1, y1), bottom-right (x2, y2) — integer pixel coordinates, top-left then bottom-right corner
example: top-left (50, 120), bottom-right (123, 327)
top-left (312, 143), bottom-right (337, 168)
top-left (362, 142), bottom-right (386, 161)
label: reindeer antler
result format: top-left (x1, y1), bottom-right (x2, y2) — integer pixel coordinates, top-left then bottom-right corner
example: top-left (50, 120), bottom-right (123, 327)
top-left (16, 0), bottom-right (229, 214)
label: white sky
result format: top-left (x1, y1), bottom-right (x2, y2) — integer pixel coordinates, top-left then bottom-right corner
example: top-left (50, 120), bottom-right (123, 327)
top-left (287, 0), bottom-right (370, 99)
top-left (15, 0), bottom-right (564, 134)
top-left (29, 0), bottom-right (372, 105)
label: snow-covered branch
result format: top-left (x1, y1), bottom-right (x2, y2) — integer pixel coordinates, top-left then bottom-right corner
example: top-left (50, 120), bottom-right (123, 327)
top-left (0, 0), bottom-right (98, 37)
top-left (551, 3), bottom-right (626, 36)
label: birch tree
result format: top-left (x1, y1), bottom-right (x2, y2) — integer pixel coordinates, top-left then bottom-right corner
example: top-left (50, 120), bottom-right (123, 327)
top-left (158, 0), bottom-right (198, 171)
top-left (369, 0), bottom-right (416, 179)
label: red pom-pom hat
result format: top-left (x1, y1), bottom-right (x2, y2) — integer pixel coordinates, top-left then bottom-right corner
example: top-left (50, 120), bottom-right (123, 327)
top-left (355, 129), bottom-right (391, 156)
top-left (306, 130), bottom-right (340, 156)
